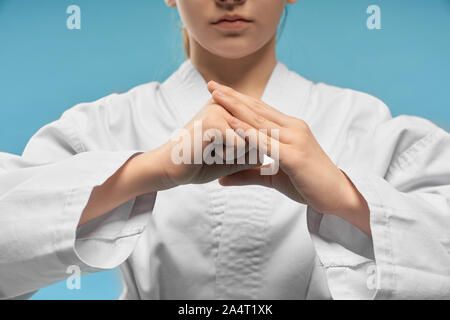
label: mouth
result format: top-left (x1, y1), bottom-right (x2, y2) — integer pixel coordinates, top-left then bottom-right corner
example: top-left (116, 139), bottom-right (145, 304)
top-left (211, 14), bottom-right (253, 31)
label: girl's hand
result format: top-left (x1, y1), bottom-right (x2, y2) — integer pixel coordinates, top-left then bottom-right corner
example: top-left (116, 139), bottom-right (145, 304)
top-left (207, 81), bottom-right (371, 235)
top-left (154, 99), bottom-right (261, 188)
top-left (81, 99), bottom-right (259, 226)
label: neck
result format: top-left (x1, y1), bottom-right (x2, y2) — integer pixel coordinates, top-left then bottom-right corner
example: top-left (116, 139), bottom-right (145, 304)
top-left (189, 37), bottom-right (277, 99)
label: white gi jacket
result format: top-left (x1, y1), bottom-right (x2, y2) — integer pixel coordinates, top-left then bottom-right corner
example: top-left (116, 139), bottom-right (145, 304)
top-left (1, 60), bottom-right (449, 300)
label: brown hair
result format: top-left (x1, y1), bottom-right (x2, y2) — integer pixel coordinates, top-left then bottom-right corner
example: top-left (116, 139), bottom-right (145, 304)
top-left (182, 27), bottom-right (190, 58)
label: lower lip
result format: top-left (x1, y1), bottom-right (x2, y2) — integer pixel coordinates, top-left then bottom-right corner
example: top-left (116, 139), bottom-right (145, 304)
top-left (212, 20), bottom-right (251, 31)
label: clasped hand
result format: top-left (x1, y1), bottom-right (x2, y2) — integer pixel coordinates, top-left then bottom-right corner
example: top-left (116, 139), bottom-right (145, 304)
top-left (156, 80), bottom-right (371, 235)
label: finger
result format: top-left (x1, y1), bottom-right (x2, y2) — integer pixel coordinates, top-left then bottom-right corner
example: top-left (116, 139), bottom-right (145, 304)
top-left (220, 165), bottom-right (307, 204)
top-left (212, 89), bottom-right (281, 134)
top-left (208, 81), bottom-right (291, 127)
top-left (228, 116), bottom-right (284, 161)
top-left (199, 118), bottom-right (248, 164)
top-left (218, 165), bottom-right (274, 187)
top-left (221, 140), bottom-right (256, 163)
top-left (216, 148), bottom-right (264, 180)
top-left (207, 116), bottom-right (246, 149)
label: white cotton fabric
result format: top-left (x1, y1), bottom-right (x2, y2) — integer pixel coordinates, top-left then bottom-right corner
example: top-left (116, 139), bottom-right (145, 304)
top-left (1, 60), bottom-right (449, 300)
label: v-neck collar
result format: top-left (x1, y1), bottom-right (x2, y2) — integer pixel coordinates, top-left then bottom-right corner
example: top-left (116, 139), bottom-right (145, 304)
top-left (161, 59), bottom-right (312, 127)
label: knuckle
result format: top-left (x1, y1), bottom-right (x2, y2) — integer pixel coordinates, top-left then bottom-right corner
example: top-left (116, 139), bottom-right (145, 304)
top-left (290, 132), bottom-right (308, 149)
top-left (205, 105), bottom-right (223, 118)
top-left (204, 113), bottom-right (218, 126)
top-left (256, 100), bottom-right (269, 110)
top-left (222, 86), bottom-right (233, 95)
top-left (254, 114), bottom-right (266, 124)
top-left (209, 103), bottom-right (222, 112)
top-left (295, 118), bottom-right (308, 129)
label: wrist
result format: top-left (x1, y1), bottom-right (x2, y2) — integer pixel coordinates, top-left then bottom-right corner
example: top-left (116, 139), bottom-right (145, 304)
top-left (333, 169), bottom-right (372, 235)
top-left (129, 148), bottom-right (178, 196)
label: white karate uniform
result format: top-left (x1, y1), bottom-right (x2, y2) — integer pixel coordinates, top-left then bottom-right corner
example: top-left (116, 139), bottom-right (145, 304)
top-left (1, 60), bottom-right (449, 300)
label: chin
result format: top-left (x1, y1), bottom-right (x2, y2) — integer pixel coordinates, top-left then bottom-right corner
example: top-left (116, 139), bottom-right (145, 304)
top-left (206, 41), bottom-right (264, 60)
top-left (214, 50), bottom-right (255, 60)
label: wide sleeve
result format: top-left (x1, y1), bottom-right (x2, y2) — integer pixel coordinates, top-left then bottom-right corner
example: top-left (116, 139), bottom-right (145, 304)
top-left (0, 95), bottom-right (156, 299)
top-left (307, 113), bottom-right (450, 299)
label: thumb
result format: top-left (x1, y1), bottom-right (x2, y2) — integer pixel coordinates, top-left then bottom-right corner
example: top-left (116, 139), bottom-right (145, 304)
top-left (218, 165), bottom-right (273, 188)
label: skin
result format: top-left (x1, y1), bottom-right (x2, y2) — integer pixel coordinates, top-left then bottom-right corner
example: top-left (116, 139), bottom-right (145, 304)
top-left (79, 0), bottom-right (371, 236)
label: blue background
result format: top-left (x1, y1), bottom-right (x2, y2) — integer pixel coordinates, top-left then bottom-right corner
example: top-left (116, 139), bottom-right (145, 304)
top-left (1, 0), bottom-right (449, 299)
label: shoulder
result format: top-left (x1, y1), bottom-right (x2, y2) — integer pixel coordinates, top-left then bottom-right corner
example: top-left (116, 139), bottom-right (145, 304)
top-left (281, 64), bottom-right (392, 132)
top-left (297, 77), bottom-right (448, 165)
top-left (306, 80), bottom-right (443, 135)
top-left (60, 82), bottom-right (165, 140)
top-left (307, 81), bottom-right (391, 127)
top-left (54, 81), bottom-right (167, 151)
top-left (60, 81), bottom-right (161, 127)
